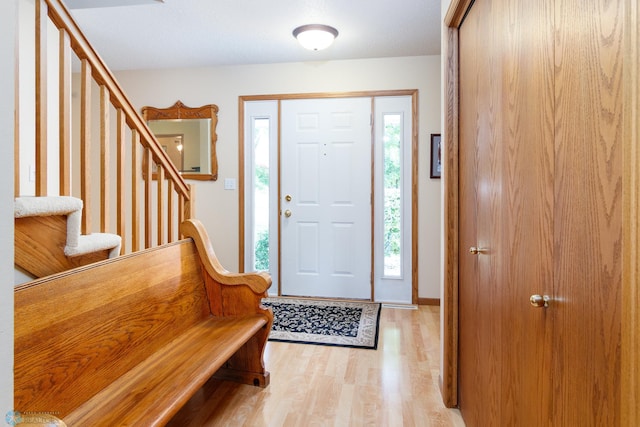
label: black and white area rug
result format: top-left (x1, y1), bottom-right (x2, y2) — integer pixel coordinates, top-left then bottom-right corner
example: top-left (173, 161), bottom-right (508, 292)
top-left (262, 297), bottom-right (381, 350)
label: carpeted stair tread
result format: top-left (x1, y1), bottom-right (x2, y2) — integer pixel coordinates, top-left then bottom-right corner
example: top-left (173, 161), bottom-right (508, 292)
top-left (65, 233), bottom-right (122, 258)
top-left (14, 196), bottom-right (82, 218)
top-left (15, 196), bottom-right (121, 258)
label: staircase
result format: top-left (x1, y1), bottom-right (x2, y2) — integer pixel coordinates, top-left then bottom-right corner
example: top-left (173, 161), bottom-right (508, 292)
top-left (15, 0), bottom-right (194, 281)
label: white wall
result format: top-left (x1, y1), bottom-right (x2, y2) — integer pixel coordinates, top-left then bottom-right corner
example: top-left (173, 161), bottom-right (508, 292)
top-left (115, 55), bottom-right (443, 299)
top-left (1, 0), bottom-right (16, 416)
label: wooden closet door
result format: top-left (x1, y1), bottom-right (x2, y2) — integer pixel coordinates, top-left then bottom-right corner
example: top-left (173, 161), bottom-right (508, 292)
top-left (552, 0), bottom-right (622, 423)
top-left (458, 0), bottom-right (555, 425)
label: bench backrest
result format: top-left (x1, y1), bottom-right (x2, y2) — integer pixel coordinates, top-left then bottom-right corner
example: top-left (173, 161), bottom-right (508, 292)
top-left (14, 240), bottom-right (209, 417)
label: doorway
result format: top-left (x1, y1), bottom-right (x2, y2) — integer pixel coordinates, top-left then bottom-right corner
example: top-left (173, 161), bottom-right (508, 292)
top-left (240, 91), bottom-right (417, 303)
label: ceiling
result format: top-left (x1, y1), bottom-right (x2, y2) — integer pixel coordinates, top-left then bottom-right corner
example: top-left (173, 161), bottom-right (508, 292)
top-left (65, 0), bottom-right (442, 71)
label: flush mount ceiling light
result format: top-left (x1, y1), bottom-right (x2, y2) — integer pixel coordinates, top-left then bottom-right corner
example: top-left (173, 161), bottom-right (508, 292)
top-left (293, 24), bottom-right (339, 51)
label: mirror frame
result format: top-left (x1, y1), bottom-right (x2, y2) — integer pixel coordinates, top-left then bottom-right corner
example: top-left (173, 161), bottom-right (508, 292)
top-left (142, 100), bottom-right (219, 181)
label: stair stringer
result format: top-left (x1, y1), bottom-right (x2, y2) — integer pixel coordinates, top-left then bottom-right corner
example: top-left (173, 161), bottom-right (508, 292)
top-left (14, 196), bottom-right (121, 278)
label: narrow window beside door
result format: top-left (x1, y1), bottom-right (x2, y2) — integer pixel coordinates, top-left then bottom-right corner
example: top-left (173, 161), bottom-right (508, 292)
top-left (373, 95), bottom-right (412, 303)
top-left (252, 118), bottom-right (270, 271)
top-left (383, 114), bottom-right (402, 278)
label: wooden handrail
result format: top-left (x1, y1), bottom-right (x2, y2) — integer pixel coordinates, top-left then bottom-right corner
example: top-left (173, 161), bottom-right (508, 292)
top-left (17, 0), bottom-right (194, 256)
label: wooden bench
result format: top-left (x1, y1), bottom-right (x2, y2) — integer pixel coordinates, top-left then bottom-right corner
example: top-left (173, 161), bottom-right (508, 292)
top-left (14, 219), bottom-right (273, 426)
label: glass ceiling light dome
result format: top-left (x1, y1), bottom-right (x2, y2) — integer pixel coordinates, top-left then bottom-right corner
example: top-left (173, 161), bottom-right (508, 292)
top-left (293, 24), bottom-right (339, 51)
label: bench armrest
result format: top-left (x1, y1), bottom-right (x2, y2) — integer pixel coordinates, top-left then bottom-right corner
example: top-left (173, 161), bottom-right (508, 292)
top-left (181, 219), bottom-right (271, 294)
top-left (181, 219), bottom-right (272, 317)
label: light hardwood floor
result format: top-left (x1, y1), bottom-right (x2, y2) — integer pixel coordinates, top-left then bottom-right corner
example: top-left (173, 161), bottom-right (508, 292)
top-left (168, 306), bottom-right (465, 427)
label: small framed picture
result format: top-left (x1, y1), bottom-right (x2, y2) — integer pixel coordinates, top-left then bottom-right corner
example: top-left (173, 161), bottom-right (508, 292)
top-left (430, 133), bottom-right (442, 179)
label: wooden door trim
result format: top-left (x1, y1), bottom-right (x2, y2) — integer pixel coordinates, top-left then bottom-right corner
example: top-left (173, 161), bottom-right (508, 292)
top-left (239, 90), bottom-right (419, 304)
top-left (441, 27), bottom-right (460, 408)
top-left (622, 0), bottom-right (640, 423)
top-left (440, 0), bottom-right (471, 409)
top-left (444, 0), bottom-right (474, 28)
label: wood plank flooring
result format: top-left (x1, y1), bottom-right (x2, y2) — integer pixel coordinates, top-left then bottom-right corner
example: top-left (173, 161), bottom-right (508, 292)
top-left (167, 306), bottom-right (465, 426)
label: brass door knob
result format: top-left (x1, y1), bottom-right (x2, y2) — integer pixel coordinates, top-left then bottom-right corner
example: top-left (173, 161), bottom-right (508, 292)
top-left (285, 194), bottom-right (292, 202)
top-left (284, 209), bottom-right (292, 218)
top-left (530, 294), bottom-right (550, 308)
top-left (469, 246), bottom-right (487, 255)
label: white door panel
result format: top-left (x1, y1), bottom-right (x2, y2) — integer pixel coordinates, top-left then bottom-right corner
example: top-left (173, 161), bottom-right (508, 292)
top-left (281, 98), bottom-right (372, 299)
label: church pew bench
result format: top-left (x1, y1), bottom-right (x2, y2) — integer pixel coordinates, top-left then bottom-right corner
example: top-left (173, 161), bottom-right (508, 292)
top-left (14, 219), bottom-right (273, 426)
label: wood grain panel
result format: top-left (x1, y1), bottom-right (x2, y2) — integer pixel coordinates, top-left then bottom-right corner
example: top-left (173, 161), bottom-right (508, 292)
top-left (411, 91), bottom-right (419, 305)
top-left (131, 130), bottom-right (140, 252)
top-left (458, 0), bottom-right (555, 424)
top-left (622, 0), bottom-right (640, 423)
top-left (476, 1), bottom-right (503, 422)
top-left (14, 242), bottom-right (208, 416)
top-left (58, 28), bottom-right (71, 196)
top-left (100, 84), bottom-right (110, 233)
top-left (64, 316), bottom-right (266, 427)
top-left (168, 179), bottom-right (175, 242)
top-left (144, 146), bottom-right (152, 248)
top-left (450, 0), bottom-right (627, 425)
top-left (157, 165), bottom-right (165, 245)
top-left (553, 0), bottom-right (623, 424)
top-left (80, 59), bottom-right (91, 234)
top-left (441, 22), bottom-right (459, 408)
top-left (14, 215), bottom-right (111, 277)
top-left (496, 0), bottom-right (555, 425)
top-left (116, 108), bottom-right (126, 251)
top-left (444, 0), bottom-right (474, 28)
top-left (35, 0), bottom-right (47, 196)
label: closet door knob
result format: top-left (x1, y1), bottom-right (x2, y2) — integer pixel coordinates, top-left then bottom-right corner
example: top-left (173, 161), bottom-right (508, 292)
top-left (469, 246), bottom-right (487, 255)
top-left (530, 294), bottom-right (550, 308)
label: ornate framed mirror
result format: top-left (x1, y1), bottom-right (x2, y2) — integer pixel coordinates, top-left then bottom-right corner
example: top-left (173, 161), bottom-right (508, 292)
top-left (142, 101), bottom-right (219, 181)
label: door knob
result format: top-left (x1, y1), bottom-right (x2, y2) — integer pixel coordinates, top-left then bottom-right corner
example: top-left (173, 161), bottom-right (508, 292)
top-left (285, 194), bottom-right (292, 202)
top-left (284, 209), bottom-right (292, 218)
top-left (469, 246), bottom-right (487, 255)
top-left (530, 294), bottom-right (550, 308)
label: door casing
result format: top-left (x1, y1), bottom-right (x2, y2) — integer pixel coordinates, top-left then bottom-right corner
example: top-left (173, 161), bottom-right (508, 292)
top-left (239, 90), bottom-right (419, 303)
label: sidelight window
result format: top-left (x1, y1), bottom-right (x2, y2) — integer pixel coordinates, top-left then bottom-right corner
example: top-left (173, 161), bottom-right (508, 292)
top-left (382, 114), bottom-right (403, 277)
top-left (251, 118), bottom-right (270, 271)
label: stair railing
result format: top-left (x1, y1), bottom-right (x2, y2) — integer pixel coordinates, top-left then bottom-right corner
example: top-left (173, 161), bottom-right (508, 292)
top-left (18, 0), bottom-right (194, 254)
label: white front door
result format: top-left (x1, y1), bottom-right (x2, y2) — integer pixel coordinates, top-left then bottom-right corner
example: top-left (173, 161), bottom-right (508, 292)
top-left (280, 98), bottom-right (372, 299)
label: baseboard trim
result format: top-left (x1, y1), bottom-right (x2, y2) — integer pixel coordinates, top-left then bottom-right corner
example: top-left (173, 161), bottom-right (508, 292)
top-left (418, 298), bottom-right (440, 306)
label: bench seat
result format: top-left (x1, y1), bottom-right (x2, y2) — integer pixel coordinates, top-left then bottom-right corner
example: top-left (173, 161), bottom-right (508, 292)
top-left (65, 315), bottom-right (267, 426)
